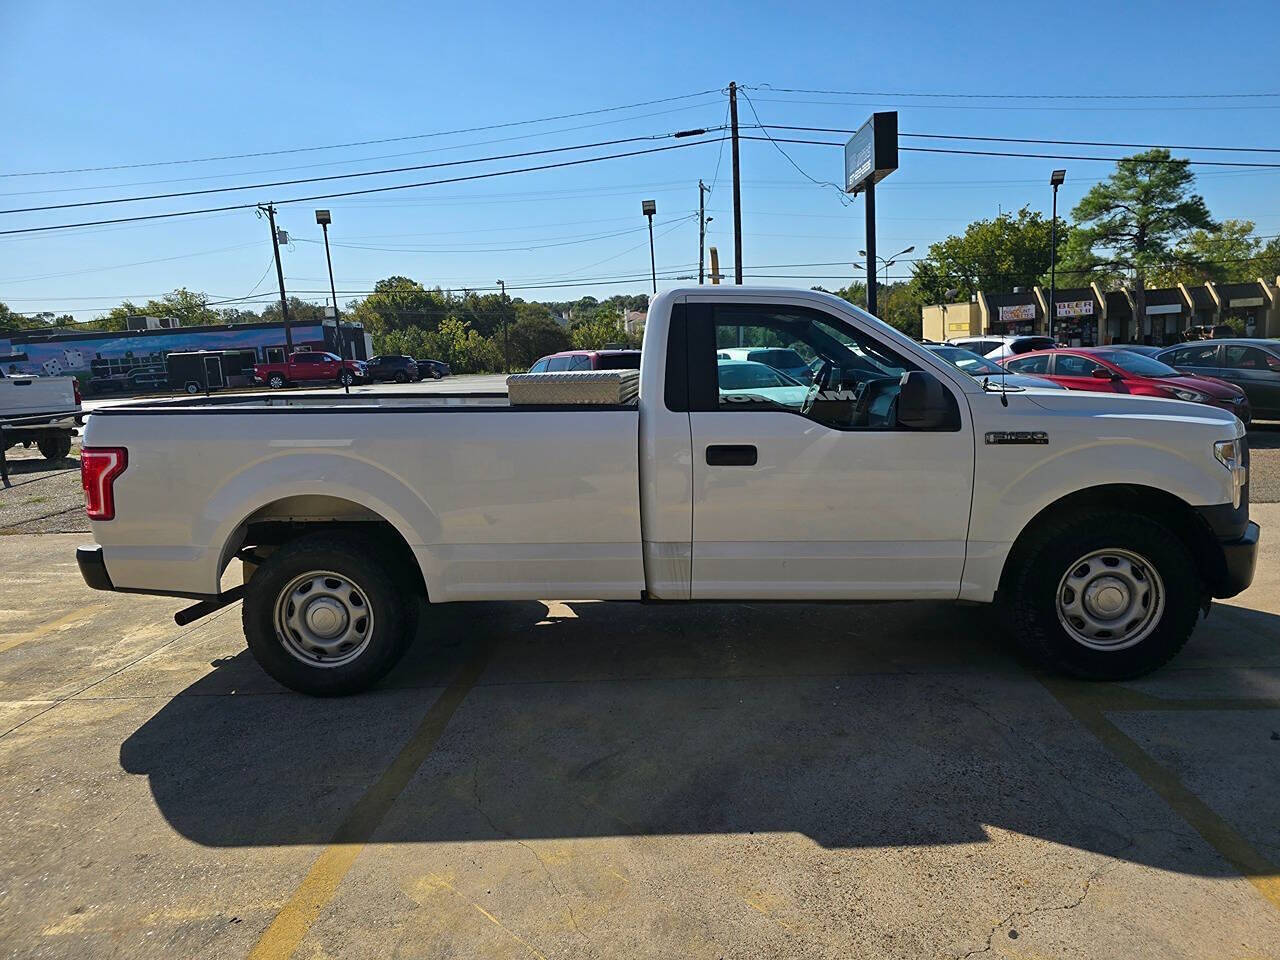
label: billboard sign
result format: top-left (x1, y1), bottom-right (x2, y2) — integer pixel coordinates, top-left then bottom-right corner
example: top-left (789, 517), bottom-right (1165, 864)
top-left (844, 112), bottom-right (898, 194)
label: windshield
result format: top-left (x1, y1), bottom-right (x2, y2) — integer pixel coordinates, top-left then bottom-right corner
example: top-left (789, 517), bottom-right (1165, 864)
top-left (927, 346), bottom-right (1003, 377)
top-left (1096, 350), bottom-right (1178, 377)
top-left (717, 361), bottom-right (799, 389)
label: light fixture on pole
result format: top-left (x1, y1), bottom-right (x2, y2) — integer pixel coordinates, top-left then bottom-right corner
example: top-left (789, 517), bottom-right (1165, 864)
top-left (857, 244), bottom-right (915, 290)
top-left (641, 199), bottom-right (657, 294)
top-left (1049, 169), bottom-right (1066, 341)
top-left (495, 279), bottom-right (509, 374)
top-left (314, 209), bottom-right (349, 395)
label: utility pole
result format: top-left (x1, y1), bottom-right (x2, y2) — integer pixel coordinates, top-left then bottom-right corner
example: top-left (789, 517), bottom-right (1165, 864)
top-left (259, 203), bottom-right (293, 353)
top-left (698, 180), bottom-right (708, 284)
top-left (728, 81), bottom-right (743, 284)
top-left (496, 279), bottom-right (509, 373)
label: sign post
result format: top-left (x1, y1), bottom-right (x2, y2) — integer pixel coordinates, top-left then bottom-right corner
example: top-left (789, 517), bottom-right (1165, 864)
top-left (844, 112), bottom-right (898, 317)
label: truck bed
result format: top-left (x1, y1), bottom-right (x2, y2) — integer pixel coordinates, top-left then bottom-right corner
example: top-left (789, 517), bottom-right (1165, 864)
top-left (84, 389), bottom-right (644, 603)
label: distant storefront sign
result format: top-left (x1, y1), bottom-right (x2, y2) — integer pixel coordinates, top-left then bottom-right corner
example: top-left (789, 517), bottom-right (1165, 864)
top-left (998, 304), bottom-right (1036, 322)
top-left (1056, 300), bottom-right (1094, 318)
top-left (1230, 297), bottom-right (1264, 308)
top-left (1146, 304), bottom-right (1182, 315)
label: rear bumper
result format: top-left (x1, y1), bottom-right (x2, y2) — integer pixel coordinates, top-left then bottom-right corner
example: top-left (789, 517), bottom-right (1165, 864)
top-left (1215, 521), bottom-right (1260, 599)
top-left (76, 544), bottom-right (114, 591)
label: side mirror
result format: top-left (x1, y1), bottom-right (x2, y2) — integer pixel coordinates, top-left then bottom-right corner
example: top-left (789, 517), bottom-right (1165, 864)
top-left (1090, 368), bottom-right (1112, 380)
top-left (896, 370), bottom-right (959, 430)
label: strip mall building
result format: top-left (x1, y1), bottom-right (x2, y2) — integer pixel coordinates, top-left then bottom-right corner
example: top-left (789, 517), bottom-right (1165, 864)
top-left (922, 277), bottom-right (1280, 346)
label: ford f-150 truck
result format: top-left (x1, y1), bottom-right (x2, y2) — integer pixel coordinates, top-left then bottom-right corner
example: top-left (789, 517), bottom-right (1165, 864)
top-left (75, 288), bottom-right (1258, 695)
top-left (252, 350), bottom-right (364, 388)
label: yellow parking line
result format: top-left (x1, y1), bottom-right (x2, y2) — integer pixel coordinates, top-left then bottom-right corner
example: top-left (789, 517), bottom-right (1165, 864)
top-left (248, 652), bottom-right (490, 960)
top-left (1043, 677), bottom-right (1280, 911)
top-left (0, 604), bottom-right (106, 655)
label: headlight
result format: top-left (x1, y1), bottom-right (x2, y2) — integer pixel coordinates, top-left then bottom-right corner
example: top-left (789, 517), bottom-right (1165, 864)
top-left (1214, 438), bottom-right (1248, 508)
top-left (1172, 389), bottom-right (1208, 402)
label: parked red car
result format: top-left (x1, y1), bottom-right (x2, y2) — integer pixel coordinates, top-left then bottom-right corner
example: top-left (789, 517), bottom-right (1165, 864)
top-left (528, 349), bottom-right (641, 372)
top-left (1001, 347), bottom-right (1251, 423)
top-left (252, 350), bottom-right (365, 389)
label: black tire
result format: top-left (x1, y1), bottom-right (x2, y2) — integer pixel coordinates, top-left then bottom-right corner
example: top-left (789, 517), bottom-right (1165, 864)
top-left (242, 533), bottom-right (418, 695)
top-left (185, 381), bottom-right (201, 395)
top-left (338, 370), bottom-right (354, 386)
top-left (268, 374), bottom-right (286, 389)
top-left (37, 434), bottom-right (72, 461)
top-left (432, 370), bottom-right (443, 380)
top-left (394, 371), bottom-right (409, 383)
top-left (1005, 510), bottom-right (1200, 680)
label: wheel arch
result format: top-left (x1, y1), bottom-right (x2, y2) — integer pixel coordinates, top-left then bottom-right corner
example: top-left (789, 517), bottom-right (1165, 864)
top-left (220, 493), bottom-right (428, 600)
top-left (997, 484), bottom-right (1222, 600)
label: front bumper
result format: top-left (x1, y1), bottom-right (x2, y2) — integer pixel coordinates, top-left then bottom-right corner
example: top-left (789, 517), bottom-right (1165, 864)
top-left (1216, 521), bottom-right (1260, 598)
top-left (76, 544), bottom-right (114, 591)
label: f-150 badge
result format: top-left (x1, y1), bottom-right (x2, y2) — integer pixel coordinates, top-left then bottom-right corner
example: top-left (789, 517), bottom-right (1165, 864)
top-left (985, 431), bottom-right (1049, 445)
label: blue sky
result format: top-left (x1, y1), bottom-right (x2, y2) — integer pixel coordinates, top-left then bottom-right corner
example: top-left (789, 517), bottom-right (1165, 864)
top-left (2, 0), bottom-right (1278, 319)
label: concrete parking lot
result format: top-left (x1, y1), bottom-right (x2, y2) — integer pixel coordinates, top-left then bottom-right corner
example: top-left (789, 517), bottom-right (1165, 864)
top-left (1, 418), bottom-right (1278, 959)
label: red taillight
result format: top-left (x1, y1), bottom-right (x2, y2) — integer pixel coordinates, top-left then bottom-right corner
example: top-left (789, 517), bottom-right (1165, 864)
top-left (81, 447), bottom-right (128, 521)
top-left (72, 378), bottom-right (82, 406)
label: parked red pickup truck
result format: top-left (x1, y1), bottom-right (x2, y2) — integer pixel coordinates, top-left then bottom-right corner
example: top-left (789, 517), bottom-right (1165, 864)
top-left (252, 351), bottom-right (364, 388)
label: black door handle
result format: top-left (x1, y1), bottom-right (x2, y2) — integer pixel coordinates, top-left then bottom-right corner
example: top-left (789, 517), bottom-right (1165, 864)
top-left (706, 444), bottom-right (757, 466)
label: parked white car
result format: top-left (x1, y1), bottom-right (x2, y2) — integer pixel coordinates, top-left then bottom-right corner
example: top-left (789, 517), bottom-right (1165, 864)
top-left (923, 345), bottom-right (1065, 390)
top-left (947, 335), bottom-right (1057, 361)
top-left (77, 287), bottom-right (1256, 695)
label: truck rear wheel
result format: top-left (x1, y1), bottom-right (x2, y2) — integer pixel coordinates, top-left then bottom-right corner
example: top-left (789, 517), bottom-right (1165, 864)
top-left (1005, 511), bottom-right (1200, 680)
top-left (242, 533), bottom-right (417, 695)
top-left (37, 434), bottom-right (72, 461)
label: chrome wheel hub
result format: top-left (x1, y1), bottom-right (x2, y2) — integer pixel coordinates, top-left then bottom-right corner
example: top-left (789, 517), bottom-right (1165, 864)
top-left (1056, 548), bottom-right (1164, 651)
top-left (274, 571), bottom-right (373, 667)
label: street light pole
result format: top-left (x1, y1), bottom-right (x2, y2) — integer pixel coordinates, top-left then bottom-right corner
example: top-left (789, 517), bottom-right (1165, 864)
top-left (315, 209), bottom-right (348, 394)
top-left (642, 199), bottom-right (657, 294)
top-left (496, 279), bottom-right (509, 373)
top-left (857, 245), bottom-right (914, 305)
top-left (1049, 169), bottom-right (1066, 341)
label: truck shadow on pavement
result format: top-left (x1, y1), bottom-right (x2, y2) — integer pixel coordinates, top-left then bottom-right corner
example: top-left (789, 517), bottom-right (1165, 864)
top-left (119, 598), bottom-right (1280, 880)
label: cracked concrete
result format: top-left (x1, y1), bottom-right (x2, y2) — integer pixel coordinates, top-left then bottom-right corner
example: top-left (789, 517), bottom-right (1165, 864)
top-left (2, 511), bottom-right (1280, 958)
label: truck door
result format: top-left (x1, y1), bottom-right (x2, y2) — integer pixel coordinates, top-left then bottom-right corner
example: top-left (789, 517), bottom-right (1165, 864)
top-left (684, 300), bottom-right (974, 600)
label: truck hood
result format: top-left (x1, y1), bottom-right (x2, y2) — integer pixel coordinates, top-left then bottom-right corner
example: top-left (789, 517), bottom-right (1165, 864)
top-left (1024, 387), bottom-right (1243, 433)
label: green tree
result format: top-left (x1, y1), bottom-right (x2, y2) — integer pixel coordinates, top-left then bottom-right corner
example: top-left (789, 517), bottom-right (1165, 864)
top-left (1148, 219), bottom-right (1268, 286)
top-left (815, 280), bottom-right (922, 338)
top-left (1063, 149), bottom-right (1216, 320)
top-left (346, 277), bottom-right (448, 336)
top-left (571, 310), bottom-right (635, 350)
top-left (910, 207), bottom-right (1058, 304)
top-left (260, 297), bottom-right (327, 324)
top-left (509, 313), bottom-right (572, 367)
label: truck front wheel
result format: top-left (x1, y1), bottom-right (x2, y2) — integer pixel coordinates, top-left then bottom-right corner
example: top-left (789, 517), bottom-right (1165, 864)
top-left (242, 533), bottom-right (416, 695)
top-left (1005, 511), bottom-right (1200, 680)
top-left (268, 374), bottom-right (286, 389)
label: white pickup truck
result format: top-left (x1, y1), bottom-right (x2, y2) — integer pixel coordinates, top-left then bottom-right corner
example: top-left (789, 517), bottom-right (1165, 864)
top-left (75, 287), bottom-right (1257, 695)
top-left (1, 367), bottom-right (81, 461)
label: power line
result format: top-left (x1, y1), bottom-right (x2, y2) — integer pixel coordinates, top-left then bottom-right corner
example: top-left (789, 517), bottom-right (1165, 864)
top-left (736, 90), bottom-right (850, 205)
top-left (738, 135), bottom-right (1280, 168)
top-left (0, 89), bottom-right (724, 179)
top-left (751, 85), bottom-right (1280, 101)
top-left (0, 128), bottom-right (720, 216)
top-left (0, 136), bottom-right (725, 237)
top-left (758, 125), bottom-right (1280, 155)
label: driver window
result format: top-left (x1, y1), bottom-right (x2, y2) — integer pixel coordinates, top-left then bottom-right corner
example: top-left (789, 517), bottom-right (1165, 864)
top-left (709, 305), bottom-right (916, 430)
